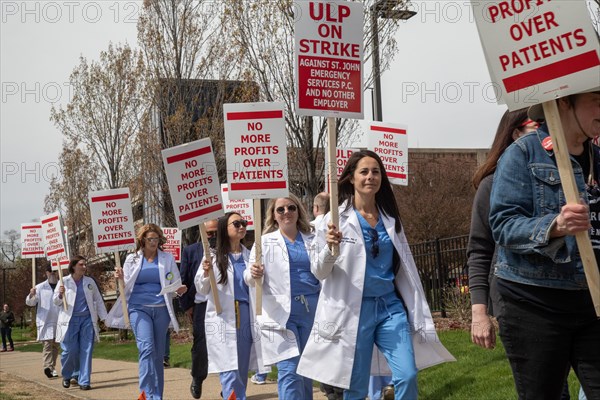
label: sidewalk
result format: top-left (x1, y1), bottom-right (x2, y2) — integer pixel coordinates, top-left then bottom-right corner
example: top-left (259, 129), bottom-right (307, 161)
top-left (0, 349), bottom-right (319, 399)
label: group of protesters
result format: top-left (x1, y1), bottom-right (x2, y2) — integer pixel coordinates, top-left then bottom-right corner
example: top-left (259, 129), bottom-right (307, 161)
top-left (13, 88), bottom-right (600, 400)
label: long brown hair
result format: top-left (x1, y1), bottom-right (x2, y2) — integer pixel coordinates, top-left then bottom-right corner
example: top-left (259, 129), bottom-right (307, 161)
top-left (472, 108), bottom-right (530, 189)
top-left (215, 212), bottom-right (246, 285)
top-left (135, 224), bottom-right (166, 251)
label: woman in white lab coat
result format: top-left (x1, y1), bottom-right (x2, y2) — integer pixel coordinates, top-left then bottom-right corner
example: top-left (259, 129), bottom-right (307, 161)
top-left (196, 212), bottom-right (267, 400)
top-left (105, 223), bottom-right (187, 400)
top-left (297, 150), bottom-right (455, 399)
top-left (247, 194), bottom-right (319, 400)
top-left (53, 255), bottom-right (108, 391)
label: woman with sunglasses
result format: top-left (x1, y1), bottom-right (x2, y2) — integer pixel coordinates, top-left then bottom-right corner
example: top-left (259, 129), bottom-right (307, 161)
top-left (195, 212), bottom-right (267, 400)
top-left (105, 223), bottom-right (187, 400)
top-left (297, 150), bottom-right (454, 399)
top-left (247, 194), bottom-right (319, 400)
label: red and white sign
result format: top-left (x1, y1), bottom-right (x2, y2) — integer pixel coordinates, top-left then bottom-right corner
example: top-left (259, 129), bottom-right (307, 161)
top-left (161, 227), bottom-right (182, 263)
top-left (368, 123), bottom-right (408, 186)
top-left (471, 0), bottom-right (600, 110)
top-left (20, 223), bottom-right (44, 259)
top-left (89, 188), bottom-right (136, 253)
top-left (221, 184), bottom-right (255, 231)
top-left (295, 0), bottom-right (364, 118)
top-left (223, 102), bottom-right (289, 200)
top-left (40, 212), bottom-right (67, 261)
top-left (325, 147), bottom-right (359, 192)
top-left (162, 138), bottom-right (224, 230)
top-left (51, 258), bottom-right (69, 271)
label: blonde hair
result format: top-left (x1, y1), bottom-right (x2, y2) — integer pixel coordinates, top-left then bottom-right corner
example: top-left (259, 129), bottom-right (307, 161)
top-left (264, 194), bottom-right (312, 234)
top-left (135, 223), bottom-right (166, 251)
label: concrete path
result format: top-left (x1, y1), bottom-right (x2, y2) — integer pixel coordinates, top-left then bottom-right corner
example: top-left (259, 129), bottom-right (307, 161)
top-left (0, 348), bottom-right (320, 399)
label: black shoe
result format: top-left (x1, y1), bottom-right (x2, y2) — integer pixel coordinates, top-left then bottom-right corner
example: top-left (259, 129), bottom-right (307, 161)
top-left (190, 379), bottom-right (202, 399)
top-left (163, 358), bottom-right (170, 368)
top-left (44, 367), bottom-right (53, 378)
top-left (62, 379), bottom-right (70, 388)
top-left (80, 385), bottom-right (91, 390)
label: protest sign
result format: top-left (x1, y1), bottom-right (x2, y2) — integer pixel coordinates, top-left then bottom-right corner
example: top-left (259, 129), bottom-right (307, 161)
top-left (21, 224), bottom-right (44, 259)
top-left (221, 185), bottom-right (254, 231)
top-left (295, 0), bottom-right (364, 118)
top-left (162, 228), bottom-right (182, 263)
top-left (368, 123), bottom-right (408, 186)
top-left (325, 147), bottom-right (359, 192)
top-left (89, 188), bottom-right (136, 253)
top-left (40, 212), bottom-right (68, 308)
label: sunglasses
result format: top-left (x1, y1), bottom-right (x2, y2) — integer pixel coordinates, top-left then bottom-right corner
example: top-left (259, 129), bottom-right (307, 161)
top-left (275, 204), bottom-right (298, 214)
top-left (368, 229), bottom-right (379, 258)
top-left (145, 237), bottom-right (160, 243)
top-left (229, 219), bottom-right (248, 228)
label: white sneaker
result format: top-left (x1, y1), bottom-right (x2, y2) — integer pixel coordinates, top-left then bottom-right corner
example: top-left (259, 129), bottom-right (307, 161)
top-left (250, 374), bottom-right (266, 385)
top-left (52, 370), bottom-right (58, 377)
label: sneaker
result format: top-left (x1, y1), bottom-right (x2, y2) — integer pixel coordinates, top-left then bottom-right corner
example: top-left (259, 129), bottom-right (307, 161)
top-left (62, 379), bottom-right (70, 389)
top-left (70, 377), bottom-right (78, 385)
top-left (381, 385), bottom-right (394, 400)
top-left (51, 370), bottom-right (58, 377)
top-left (250, 374), bottom-right (266, 385)
top-left (163, 359), bottom-right (170, 368)
top-left (44, 367), bottom-right (53, 378)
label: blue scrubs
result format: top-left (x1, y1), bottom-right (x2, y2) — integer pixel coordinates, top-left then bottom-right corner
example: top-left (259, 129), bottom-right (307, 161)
top-left (129, 257), bottom-right (169, 400)
top-left (277, 233), bottom-right (320, 400)
top-left (61, 278), bottom-right (94, 386)
top-left (344, 212), bottom-right (418, 400)
top-left (220, 253), bottom-right (252, 400)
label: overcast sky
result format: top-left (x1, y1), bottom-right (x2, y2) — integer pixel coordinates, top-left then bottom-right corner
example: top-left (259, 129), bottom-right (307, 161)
top-left (1, 1), bottom-right (598, 236)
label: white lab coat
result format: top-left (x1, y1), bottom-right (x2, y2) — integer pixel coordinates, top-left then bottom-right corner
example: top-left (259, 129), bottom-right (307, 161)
top-left (195, 247), bottom-right (268, 374)
top-left (105, 250), bottom-right (181, 332)
top-left (25, 280), bottom-right (60, 341)
top-left (297, 203), bottom-right (455, 389)
top-left (52, 275), bottom-right (108, 343)
top-left (244, 230), bottom-right (316, 365)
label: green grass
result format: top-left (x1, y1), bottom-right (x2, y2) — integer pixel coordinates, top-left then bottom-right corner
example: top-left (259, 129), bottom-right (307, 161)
top-left (5, 327), bottom-right (36, 343)
top-left (15, 329), bottom-right (583, 399)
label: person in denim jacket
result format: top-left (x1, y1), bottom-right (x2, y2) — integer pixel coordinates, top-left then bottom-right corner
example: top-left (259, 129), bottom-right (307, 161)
top-left (489, 89), bottom-right (600, 400)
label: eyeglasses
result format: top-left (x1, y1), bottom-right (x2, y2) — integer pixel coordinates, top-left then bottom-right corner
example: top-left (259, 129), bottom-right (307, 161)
top-left (145, 237), bottom-right (160, 243)
top-left (275, 204), bottom-right (297, 214)
top-left (368, 229), bottom-right (379, 258)
top-left (229, 219), bottom-right (248, 228)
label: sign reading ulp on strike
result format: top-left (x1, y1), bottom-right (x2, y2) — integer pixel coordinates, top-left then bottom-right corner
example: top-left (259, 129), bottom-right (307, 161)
top-left (89, 188), bottom-right (136, 254)
top-left (295, 0), bottom-right (364, 118)
top-left (368, 123), bottom-right (408, 186)
top-left (471, 0), bottom-right (600, 110)
top-left (161, 228), bottom-right (182, 263)
top-left (224, 102), bottom-right (289, 200)
top-left (21, 223), bottom-right (44, 259)
top-left (162, 138), bottom-right (224, 230)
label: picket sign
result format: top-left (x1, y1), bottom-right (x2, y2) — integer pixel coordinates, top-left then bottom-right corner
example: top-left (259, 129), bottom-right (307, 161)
top-left (368, 123), bottom-right (409, 186)
top-left (223, 102), bottom-right (290, 315)
top-left (89, 188), bottom-right (137, 328)
top-left (161, 138), bottom-right (224, 314)
top-left (41, 212), bottom-right (68, 309)
top-left (21, 223), bottom-right (44, 287)
top-left (543, 101), bottom-right (600, 316)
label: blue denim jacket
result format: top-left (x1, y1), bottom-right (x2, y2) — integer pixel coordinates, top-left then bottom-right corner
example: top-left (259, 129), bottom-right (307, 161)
top-left (489, 127), bottom-right (598, 290)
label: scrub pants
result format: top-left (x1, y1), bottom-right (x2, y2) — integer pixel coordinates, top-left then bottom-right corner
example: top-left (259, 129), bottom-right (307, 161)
top-left (369, 375), bottom-right (393, 400)
top-left (220, 301), bottom-right (252, 400)
top-left (130, 305), bottom-right (170, 400)
top-left (277, 294), bottom-right (318, 400)
top-left (60, 314), bottom-right (94, 386)
top-left (344, 293), bottom-right (417, 400)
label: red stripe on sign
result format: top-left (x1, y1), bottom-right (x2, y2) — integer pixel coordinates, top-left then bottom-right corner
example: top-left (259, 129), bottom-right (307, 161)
top-left (371, 125), bottom-right (406, 135)
top-left (91, 193), bottom-right (129, 203)
top-left (97, 239), bottom-right (136, 248)
top-left (22, 225), bottom-right (42, 229)
top-left (230, 181), bottom-right (287, 191)
top-left (503, 51), bottom-right (600, 93)
top-left (388, 172), bottom-right (407, 180)
top-left (166, 146), bottom-right (211, 164)
top-left (41, 215), bottom-right (58, 224)
top-left (47, 249), bottom-right (64, 257)
top-left (22, 251), bottom-right (44, 256)
top-left (226, 110), bottom-right (283, 120)
top-left (179, 204), bottom-right (223, 223)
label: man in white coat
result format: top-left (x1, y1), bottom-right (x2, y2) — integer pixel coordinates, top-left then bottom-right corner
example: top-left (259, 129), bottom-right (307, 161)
top-left (25, 265), bottom-right (60, 378)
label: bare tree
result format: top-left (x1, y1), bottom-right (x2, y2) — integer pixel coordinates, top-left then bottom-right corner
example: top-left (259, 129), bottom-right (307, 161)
top-left (223, 0), bottom-right (402, 204)
top-left (1, 230), bottom-right (20, 263)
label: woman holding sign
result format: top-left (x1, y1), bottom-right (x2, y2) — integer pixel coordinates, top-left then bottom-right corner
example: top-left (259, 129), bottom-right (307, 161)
top-left (489, 90), bottom-right (600, 399)
top-left (195, 212), bottom-right (267, 400)
top-left (54, 256), bottom-right (107, 391)
top-left (106, 224), bottom-right (187, 400)
top-left (297, 150), bottom-right (454, 399)
top-left (247, 194), bottom-right (319, 400)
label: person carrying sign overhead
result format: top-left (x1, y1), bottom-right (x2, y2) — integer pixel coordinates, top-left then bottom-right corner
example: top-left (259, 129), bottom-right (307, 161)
top-left (297, 150), bottom-right (454, 399)
top-left (489, 89), bottom-right (600, 399)
top-left (106, 224), bottom-right (187, 400)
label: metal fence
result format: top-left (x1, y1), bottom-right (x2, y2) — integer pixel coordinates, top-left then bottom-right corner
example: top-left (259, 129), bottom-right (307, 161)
top-left (410, 235), bottom-right (469, 315)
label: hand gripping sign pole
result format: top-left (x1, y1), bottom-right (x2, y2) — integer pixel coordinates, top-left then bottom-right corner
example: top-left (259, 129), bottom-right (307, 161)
top-left (200, 223), bottom-right (222, 314)
top-left (543, 101), bottom-right (600, 316)
top-left (327, 118), bottom-right (340, 256)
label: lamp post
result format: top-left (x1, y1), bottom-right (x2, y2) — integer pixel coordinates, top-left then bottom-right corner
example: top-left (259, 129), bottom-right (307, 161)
top-left (371, 0), bottom-right (416, 122)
